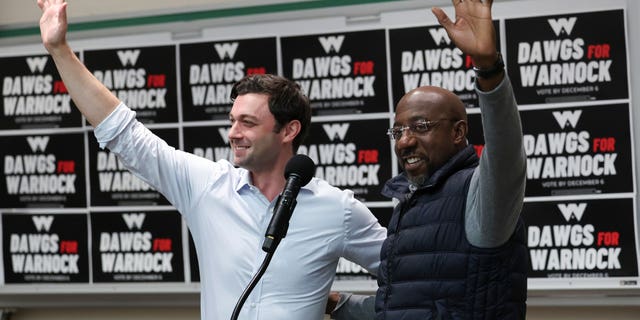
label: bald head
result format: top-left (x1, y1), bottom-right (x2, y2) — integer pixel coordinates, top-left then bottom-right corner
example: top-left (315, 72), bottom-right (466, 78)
top-left (397, 86), bottom-right (467, 124)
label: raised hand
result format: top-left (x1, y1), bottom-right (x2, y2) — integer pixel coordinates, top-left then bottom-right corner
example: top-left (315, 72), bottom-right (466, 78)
top-left (36, 0), bottom-right (120, 126)
top-left (432, 0), bottom-right (497, 68)
top-left (37, 0), bottom-right (69, 53)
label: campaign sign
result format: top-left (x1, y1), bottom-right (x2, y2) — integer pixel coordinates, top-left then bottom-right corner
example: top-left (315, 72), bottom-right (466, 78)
top-left (0, 132), bottom-right (86, 208)
top-left (83, 45), bottom-right (179, 124)
top-left (87, 128), bottom-right (179, 206)
top-left (2, 213), bottom-right (89, 283)
top-left (180, 37), bottom-right (278, 121)
top-left (467, 103), bottom-right (633, 197)
top-left (91, 210), bottom-right (184, 282)
top-left (0, 53), bottom-right (82, 129)
top-left (524, 198), bottom-right (638, 279)
top-left (298, 118), bottom-right (392, 203)
top-left (281, 30), bottom-right (389, 115)
top-left (182, 124), bottom-right (233, 163)
top-left (505, 10), bottom-right (628, 104)
top-left (388, 21), bottom-right (500, 109)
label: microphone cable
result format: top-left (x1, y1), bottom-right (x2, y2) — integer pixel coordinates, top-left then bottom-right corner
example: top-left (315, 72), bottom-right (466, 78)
top-left (229, 154), bottom-right (315, 320)
top-left (230, 251), bottom-right (274, 320)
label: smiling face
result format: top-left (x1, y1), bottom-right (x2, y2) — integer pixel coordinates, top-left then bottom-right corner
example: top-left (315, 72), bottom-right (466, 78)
top-left (393, 86), bottom-right (468, 185)
top-left (228, 93), bottom-right (284, 173)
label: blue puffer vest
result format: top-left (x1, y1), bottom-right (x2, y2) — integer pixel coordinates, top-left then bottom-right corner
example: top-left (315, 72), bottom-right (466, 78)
top-left (375, 145), bottom-right (527, 320)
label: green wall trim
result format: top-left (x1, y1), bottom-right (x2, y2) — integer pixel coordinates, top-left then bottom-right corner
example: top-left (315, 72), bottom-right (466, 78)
top-left (0, 0), bottom-right (399, 39)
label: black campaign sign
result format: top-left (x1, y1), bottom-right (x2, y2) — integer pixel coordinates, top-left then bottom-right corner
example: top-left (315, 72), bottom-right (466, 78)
top-left (389, 21), bottom-right (500, 108)
top-left (1, 54), bottom-right (82, 129)
top-left (298, 118), bottom-right (392, 202)
top-left (183, 124), bottom-right (232, 163)
top-left (91, 210), bottom-right (184, 282)
top-left (83, 45), bottom-right (179, 124)
top-left (87, 128), bottom-right (178, 206)
top-left (524, 198), bottom-right (638, 278)
top-left (505, 10), bottom-right (628, 104)
top-left (467, 103), bottom-right (633, 197)
top-left (282, 30), bottom-right (389, 115)
top-left (2, 213), bottom-right (89, 283)
top-left (0, 133), bottom-right (86, 208)
top-left (180, 37), bottom-right (278, 121)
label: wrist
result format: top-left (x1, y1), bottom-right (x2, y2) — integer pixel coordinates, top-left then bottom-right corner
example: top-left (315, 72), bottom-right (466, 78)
top-left (472, 52), bottom-right (504, 79)
top-left (45, 41), bottom-right (72, 57)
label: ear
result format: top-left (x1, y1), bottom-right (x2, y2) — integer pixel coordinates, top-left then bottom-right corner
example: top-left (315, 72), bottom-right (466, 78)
top-left (282, 120), bottom-right (302, 144)
top-left (452, 120), bottom-right (468, 145)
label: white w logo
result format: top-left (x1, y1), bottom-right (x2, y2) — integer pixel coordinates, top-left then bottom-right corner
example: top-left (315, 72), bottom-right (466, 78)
top-left (318, 36), bottom-right (345, 54)
top-left (26, 56), bottom-right (48, 73)
top-left (428, 28), bottom-right (451, 46)
top-left (322, 123), bottom-right (350, 141)
top-left (26, 136), bottom-right (50, 152)
top-left (548, 17), bottom-right (577, 36)
top-left (117, 50), bottom-right (141, 66)
top-left (557, 203), bottom-right (587, 222)
top-left (32, 215), bottom-right (54, 232)
top-left (218, 127), bottom-right (231, 144)
top-left (552, 110), bottom-right (582, 129)
top-left (214, 42), bottom-right (239, 60)
top-left (122, 213), bottom-right (146, 230)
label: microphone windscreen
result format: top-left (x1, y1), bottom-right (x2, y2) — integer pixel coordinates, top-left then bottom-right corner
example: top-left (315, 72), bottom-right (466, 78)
top-left (284, 154), bottom-right (316, 185)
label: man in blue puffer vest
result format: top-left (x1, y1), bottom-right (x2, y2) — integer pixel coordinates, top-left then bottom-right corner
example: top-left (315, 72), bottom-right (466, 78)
top-left (328, 0), bottom-right (528, 319)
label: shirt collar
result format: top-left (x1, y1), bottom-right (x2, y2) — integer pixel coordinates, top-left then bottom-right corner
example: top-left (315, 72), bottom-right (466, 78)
top-left (234, 168), bottom-right (317, 195)
top-left (235, 167), bottom-right (252, 192)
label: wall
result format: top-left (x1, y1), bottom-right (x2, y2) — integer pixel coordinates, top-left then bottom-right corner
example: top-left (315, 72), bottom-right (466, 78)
top-left (1, 0), bottom-right (640, 319)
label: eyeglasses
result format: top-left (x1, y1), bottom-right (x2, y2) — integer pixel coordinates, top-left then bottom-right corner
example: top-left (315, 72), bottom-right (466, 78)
top-left (386, 119), bottom-right (453, 141)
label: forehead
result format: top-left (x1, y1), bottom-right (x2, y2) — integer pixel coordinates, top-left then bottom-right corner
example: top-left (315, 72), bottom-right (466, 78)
top-left (229, 93), bottom-right (271, 119)
top-left (394, 103), bottom-right (439, 125)
top-left (394, 90), bottom-right (448, 124)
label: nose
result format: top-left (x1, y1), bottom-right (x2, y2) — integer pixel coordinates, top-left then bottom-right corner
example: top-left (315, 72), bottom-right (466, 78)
top-left (394, 134), bottom-right (416, 156)
top-left (395, 129), bottom-right (416, 147)
top-left (228, 122), bottom-right (242, 140)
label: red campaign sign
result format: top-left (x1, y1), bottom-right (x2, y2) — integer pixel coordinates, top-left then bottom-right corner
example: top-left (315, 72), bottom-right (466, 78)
top-left (0, 132), bottom-right (87, 208)
top-left (505, 10), bottom-right (628, 104)
top-left (523, 198), bottom-right (638, 279)
top-left (0, 53), bottom-right (83, 129)
top-left (281, 30), bottom-right (389, 115)
top-left (179, 37), bottom-right (278, 121)
top-left (90, 210), bottom-right (184, 283)
top-left (83, 45), bottom-right (179, 124)
top-left (2, 213), bottom-right (90, 283)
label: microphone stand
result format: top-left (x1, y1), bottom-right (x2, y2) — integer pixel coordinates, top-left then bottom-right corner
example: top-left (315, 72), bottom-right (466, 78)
top-left (229, 250), bottom-right (275, 320)
top-left (229, 197), bottom-right (288, 320)
top-left (229, 155), bottom-right (313, 320)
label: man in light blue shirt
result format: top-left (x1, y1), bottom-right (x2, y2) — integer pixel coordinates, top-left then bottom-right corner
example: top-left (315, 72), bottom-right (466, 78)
top-left (37, 1), bottom-right (387, 319)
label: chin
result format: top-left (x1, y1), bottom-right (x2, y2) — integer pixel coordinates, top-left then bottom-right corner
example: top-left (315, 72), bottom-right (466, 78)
top-left (406, 174), bottom-right (426, 186)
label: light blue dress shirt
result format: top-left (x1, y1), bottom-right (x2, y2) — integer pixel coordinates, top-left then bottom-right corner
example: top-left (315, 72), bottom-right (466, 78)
top-left (94, 103), bottom-right (387, 320)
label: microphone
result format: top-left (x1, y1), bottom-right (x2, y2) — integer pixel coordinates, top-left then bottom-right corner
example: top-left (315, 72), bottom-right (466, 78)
top-left (262, 154), bottom-right (316, 253)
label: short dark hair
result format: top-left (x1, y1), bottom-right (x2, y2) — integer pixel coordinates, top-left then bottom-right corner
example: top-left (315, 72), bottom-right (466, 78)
top-left (230, 74), bottom-right (311, 152)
